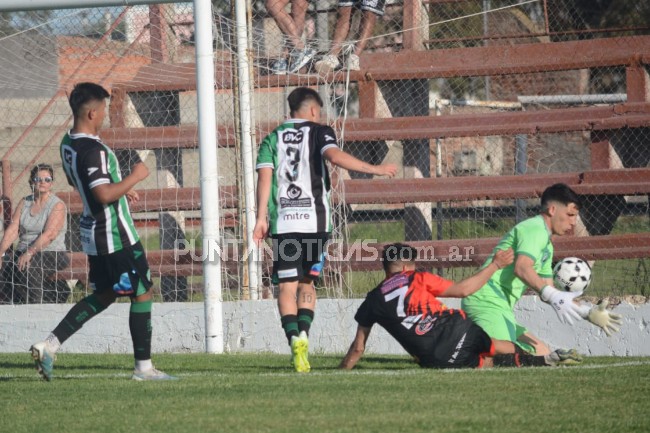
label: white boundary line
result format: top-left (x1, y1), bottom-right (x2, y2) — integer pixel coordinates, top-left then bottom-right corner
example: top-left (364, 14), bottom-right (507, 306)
top-left (2, 360), bottom-right (649, 380)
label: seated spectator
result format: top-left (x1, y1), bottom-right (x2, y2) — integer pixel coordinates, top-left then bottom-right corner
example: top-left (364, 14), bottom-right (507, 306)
top-left (0, 164), bottom-right (70, 304)
top-left (266, 0), bottom-right (316, 74)
top-left (315, 0), bottom-right (385, 73)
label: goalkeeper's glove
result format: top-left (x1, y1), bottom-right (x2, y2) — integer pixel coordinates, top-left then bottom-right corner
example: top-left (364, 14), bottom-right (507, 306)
top-left (539, 285), bottom-right (583, 325)
top-left (576, 299), bottom-right (623, 337)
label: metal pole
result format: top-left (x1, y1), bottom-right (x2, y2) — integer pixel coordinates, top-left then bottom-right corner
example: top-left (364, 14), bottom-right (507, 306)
top-left (515, 134), bottom-right (528, 223)
top-left (235, 0), bottom-right (261, 299)
top-left (194, 0), bottom-right (223, 353)
top-left (434, 101), bottom-right (444, 276)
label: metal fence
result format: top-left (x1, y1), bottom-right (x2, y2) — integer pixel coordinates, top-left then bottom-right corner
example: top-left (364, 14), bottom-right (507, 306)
top-left (0, 1), bottom-right (649, 304)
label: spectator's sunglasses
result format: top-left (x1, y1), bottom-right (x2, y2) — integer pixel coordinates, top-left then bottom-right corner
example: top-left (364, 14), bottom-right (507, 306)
top-left (32, 176), bottom-right (53, 183)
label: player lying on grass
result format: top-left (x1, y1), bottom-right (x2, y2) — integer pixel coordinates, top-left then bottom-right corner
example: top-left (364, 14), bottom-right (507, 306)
top-left (461, 183), bottom-right (623, 357)
top-left (340, 243), bottom-right (584, 370)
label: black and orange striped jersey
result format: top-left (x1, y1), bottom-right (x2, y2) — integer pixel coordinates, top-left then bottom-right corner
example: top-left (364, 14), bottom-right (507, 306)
top-left (355, 271), bottom-right (493, 368)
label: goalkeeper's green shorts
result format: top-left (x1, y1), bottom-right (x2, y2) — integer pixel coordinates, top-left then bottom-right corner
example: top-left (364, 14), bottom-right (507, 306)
top-left (463, 303), bottom-right (536, 353)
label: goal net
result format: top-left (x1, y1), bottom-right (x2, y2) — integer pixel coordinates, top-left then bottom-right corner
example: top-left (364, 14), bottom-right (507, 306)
top-left (0, 0), bottom-right (649, 311)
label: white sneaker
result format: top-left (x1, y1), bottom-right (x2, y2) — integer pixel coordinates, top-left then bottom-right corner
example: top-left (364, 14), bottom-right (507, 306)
top-left (270, 58), bottom-right (288, 75)
top-left (314, 54), bottom-right (341, 74)
top-left (346, 53), bottom-right (360, 71)
top-left (132, 367), bottom-right (177, 381)
top-left (30, 341), bottom-right (56, 381)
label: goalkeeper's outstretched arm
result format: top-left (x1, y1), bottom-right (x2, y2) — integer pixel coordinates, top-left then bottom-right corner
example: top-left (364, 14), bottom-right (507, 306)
top-left (340, 325), bottom-right (371, 369)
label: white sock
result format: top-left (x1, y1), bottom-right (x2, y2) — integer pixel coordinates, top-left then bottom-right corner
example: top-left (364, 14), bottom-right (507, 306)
top-left (135, 359), bottom-right (153, 372)
top-left (45, 333), bottom-right (61, 354)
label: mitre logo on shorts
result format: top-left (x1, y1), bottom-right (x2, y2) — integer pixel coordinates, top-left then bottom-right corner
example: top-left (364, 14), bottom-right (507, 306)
top-left (282, 130), bottom-right (304, 144)
top-left (415, 315), bottom-right (437, 335)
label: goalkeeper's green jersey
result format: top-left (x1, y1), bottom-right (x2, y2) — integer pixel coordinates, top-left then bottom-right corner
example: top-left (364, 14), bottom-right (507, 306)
top-left (462, 215), bottom-right (554, 311)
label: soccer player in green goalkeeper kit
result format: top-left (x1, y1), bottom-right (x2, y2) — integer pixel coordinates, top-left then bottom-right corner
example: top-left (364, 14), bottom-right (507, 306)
top-left (461, 183), bottom-right (623, 360)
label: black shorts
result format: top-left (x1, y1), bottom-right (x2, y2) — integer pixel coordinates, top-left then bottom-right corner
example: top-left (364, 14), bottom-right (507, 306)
top-left (339, 0), bottom-right (386, 16)
top-left (88, 241), bottom-right (153, 297)
top-left (418, 313), bottom-right (494, 369)
top-left (271, 232), bottom-right (329, 283)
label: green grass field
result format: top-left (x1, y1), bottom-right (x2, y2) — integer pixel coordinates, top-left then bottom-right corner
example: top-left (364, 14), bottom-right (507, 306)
top-left (1, 353), bottom-right (649, 433)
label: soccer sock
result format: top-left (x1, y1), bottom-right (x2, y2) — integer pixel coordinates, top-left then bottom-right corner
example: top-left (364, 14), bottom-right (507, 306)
top-left (135, 359), bottom-right (153, 372)
top-left (493, 346), bottom-right (548, 367)
top-left (44, 333), bottom-right (61, 354)
top-left (297, 308), bottom-right (314, 336)
top-left (129, 299), bottom-right (152, 361)
top-left (51, 293), bottom-right (107, 346)
top-left (281, 314), bottom-right (299, 345)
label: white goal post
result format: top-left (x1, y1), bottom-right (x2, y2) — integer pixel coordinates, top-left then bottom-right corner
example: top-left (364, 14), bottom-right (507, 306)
top-left (0, 0), bottom-right (226, 353)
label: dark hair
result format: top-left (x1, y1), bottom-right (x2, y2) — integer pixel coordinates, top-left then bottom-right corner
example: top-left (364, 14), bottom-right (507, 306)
top-left (287, 87), bottom-right (323, 114)
top-left (382, 243), bottom-right (418, 273)
top-left (29, 163), bottom-right (54, 186)
top-left (541, 183), bottom-right (581, 210)
top-left (69, 82), bottom-right (110, 118)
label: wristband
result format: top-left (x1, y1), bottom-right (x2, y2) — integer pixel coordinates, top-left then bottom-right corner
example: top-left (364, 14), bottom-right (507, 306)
top-left (539, 285), bottom-right (557, 303)
top-left (576, 303), bottom-right (591, 319)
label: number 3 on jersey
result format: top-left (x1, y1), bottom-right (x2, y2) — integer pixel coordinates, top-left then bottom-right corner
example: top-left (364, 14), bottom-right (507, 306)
top-left (284, 146), bottom-right (301, 182)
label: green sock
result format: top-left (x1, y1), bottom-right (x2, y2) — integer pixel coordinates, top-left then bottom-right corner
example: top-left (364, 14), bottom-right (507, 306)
top-left (297, 308), bottom-right (314, 335)
top-left (281, 315), bottom-right (299, 345)
top-left (52, 294), bottom-right (107, 344)
top-left (130, 299), bottom-right (152, 361)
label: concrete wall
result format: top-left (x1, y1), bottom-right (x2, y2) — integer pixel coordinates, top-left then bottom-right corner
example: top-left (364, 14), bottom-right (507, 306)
top-left (1, 296), bottom-right (648, 356)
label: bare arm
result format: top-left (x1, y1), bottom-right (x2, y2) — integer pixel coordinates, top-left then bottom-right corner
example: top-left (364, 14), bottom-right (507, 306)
top-left (91, 162), bottom-right (149, 205)
top-left (0, 199), bottom-right (24, 256)
top-left (514, 254), bottom-right (553, 294)
top-left (323, 148), bottom-right (397, 177)
top-left (440, 248), bottom-right (514, 298)
top-left (253, 167), bottom-right (273, 244)
top-left (339, 325), bottom-right (371, 369)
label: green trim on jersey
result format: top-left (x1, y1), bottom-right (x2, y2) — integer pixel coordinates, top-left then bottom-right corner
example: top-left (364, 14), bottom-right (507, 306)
top-left (256, 123), bottom-right (283, 234)
top-left (256, 120), bottom-right (335, 235)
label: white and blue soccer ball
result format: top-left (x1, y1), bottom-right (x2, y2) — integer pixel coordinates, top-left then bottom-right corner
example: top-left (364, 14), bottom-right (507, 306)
top-left (553, 257), bottom-right (592, 293)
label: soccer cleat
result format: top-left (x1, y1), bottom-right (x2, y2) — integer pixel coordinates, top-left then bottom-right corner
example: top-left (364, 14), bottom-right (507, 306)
top-left (546, 348), bottom-right (583, 366)
top-left (346, 53), bottom-right (360, 71)
top-left (30, 342), bottom-right (56, 381)
top-left (288, 47), bottom-right (316, 74)
top-left (131, 367), bottom-right (178, 381)
top-left (270, 58), bottom-right (288, 75)
top-left (314, 54), bottom-right (341, 74)
top-left (290, 331), bottom-right (310, 373)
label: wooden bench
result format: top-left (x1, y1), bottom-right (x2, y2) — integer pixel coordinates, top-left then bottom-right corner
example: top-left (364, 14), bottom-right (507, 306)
top-left (55, 232), bottom-right (650, 281)
top-left (57, 167), bottom-right (650, 212)
top-left (102, 102), bottom-right (650, 151)
top-left (342, 167), bottom-right (650, 204)
top-left (58, 186), bottom-right (237, 214)
top-left (108, 35), bottom-right (650, 127)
